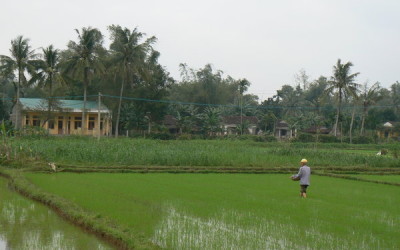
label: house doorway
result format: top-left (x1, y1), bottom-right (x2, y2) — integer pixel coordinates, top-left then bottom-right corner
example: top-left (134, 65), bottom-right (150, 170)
top-left (58, 120), bottom-right (63, 135)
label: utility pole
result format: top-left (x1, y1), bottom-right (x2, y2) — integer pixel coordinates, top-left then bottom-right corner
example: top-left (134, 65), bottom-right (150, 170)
top-left (240, 93), bottom-right (243, 135)
top-left (98, 92), bottom-right (101, 141)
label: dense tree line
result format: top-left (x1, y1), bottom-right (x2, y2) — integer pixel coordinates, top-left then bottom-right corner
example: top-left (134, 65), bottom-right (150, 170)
top-left (0, 25), bottom-right (399, 138)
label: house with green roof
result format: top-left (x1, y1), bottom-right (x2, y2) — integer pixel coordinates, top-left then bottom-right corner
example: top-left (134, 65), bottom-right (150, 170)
top-left (11, 98), bottom-right (112, 136)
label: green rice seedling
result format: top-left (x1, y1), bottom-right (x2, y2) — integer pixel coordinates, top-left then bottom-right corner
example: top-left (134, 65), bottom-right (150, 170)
top-left (25, 173), bottom-right (400, 249)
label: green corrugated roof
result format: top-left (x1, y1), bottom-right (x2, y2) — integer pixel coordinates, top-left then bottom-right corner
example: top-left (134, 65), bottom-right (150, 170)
top-left (19, 98), bottom-right (110, 113)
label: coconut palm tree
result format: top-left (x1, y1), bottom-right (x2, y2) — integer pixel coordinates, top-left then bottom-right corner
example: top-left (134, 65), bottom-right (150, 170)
top-left (359, 82), bottom-right (382, 136)
top-left (238, 78), bottom-right (250, 135)
top-left (327, 59), bottom-right (360, 136)
top-left (62, 27), bottom-right (105, 133)
top-left (0, 35), bottom-right (36, 128)
top-left (30, 45), bottom-right (63, 95)
top-left (30, 45), bottom-right (65, 126)
top-left (108, 25), bottom-right (156, 137)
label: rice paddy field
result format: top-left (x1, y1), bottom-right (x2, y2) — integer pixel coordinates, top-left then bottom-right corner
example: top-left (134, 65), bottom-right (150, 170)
top-left (24, 173), bottom-right (400, 249)
top-left (3, 137), bottom-right (400, 249)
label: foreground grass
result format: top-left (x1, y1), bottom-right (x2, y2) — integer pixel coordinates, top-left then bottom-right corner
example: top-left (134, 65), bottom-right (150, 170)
top-left (9, 137), bottom-right (400, 168)
top-left (25, 173), bottom-right (400, 249)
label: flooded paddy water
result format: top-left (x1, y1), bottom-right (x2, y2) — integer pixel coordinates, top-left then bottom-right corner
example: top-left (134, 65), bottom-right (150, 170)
top-left (0, 177), bottom-right (112, 250)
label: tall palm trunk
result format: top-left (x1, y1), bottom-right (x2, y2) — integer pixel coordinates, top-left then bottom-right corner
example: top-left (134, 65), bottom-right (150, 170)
top-left (15, 68), bottom-right (22, 129)
top-left (115, 77), bottom-right (124, 137)
top-left (115, 65), bottom-right (127, 137)
top-left (44, 74), bottom-right (53, 130)
top-left (82, 68), bottom-right (88, 135)
top-left (349, 105), bottom-right (356, 144)
top-left (333, 90), bottom-right (342, 136)
top-left (360, 107), bottom-right (367, 136)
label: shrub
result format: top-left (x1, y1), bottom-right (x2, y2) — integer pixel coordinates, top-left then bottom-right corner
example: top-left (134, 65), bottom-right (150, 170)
top-left (318, 135), bottom-right (340, 143)
top-left (177, 133), bottom-right (192, 140)
top-left (352, 136), bottom-right (374, 144)
top-left (294, 133), bottom-right (314, 143)
top-left (254, 135), bottom-right (277, 142)
top-left (15, 126), bottom-right (48, 138)
top-left (147, 133), bottom-right (176, 140)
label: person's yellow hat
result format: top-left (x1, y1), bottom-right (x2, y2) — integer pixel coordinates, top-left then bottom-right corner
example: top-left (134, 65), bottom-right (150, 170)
top-left (300, 159), bottom-right (308, 163)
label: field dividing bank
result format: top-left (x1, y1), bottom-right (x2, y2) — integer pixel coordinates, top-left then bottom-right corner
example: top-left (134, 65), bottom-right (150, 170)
top-left (8, 137), bottom-right (400, 169)
top-left (337, 174), bottom-right (400, 185)
top-left (25, 173), bottom-right (400, 249)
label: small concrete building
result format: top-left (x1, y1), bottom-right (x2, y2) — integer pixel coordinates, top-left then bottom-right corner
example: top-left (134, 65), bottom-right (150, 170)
top-left (162, 115), bottom-right (178, 134)
top-left (377, 121), bottom-right (400, 140)
top-left (275, 120), bottom-right (296, 139)
top-left (11, 98), bottom-right (112, 136)
top-left (222, 116), bottom-right (259, 135)
top-left (303, 126), bottom-right (331, 135)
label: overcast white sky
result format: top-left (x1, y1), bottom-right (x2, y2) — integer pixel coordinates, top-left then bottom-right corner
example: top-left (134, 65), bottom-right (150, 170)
top-left (1, 0), bottom-right (399, 101)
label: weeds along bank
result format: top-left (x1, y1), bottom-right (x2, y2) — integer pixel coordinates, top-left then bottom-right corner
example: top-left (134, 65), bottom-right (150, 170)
top-left (3, 136), bottom-right (400, 169)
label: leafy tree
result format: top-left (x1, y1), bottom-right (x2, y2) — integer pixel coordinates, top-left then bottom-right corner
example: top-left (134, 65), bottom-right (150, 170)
top-left (259, 111), bottom-right (277, 134)
top-left (172, 104), bottom-right (200, 134)
top-left (304, 76), bottom-right (328, 115)
top-left (62, 27), bottom-right (105, 133)
top-left (390, 81), bottom-right (400, 117)
top-left (0, 36), bottom-right (36, 128)
top-left (238, 78), bottom-right (250, 135)
top-left (359, 82), bottom-right (382, 135)
top-left (119, 102), bottom-right (146, 132)
top-left (276, 85), bottom-right (303, 117)
top-left (170, 64), bottom-right (239, 108)
top-left (132, 50), bottom-right (173, 126)
top-left (294, 68), bottom-right (310, 90)
top-left (201, 107), bottom-right (221, 136)
top-left (327, 59), bottom-right (360, 136)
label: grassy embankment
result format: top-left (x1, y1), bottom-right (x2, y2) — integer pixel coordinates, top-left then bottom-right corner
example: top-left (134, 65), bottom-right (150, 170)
top-left (25, 172), bottom-right (400, 249)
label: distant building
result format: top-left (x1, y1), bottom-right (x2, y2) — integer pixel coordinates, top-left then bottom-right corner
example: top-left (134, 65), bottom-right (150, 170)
top-left (275, 120), bottom-right (296, 139)
top-left (302, 126), bottom-right (331, 135)
top-left (377, 121), bottom-right (400, 139)
top-left (162, 115), bottom-right (178, 134)
top-left (222, 116), bottom-right (259, 135)
top-left (11, 98), bottom-right (112, 136)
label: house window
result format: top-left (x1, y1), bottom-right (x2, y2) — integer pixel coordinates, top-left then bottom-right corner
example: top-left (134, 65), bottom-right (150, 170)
top-left (88, 117), bottom-right (95, 130)
top-left (74, 117), bottom-right (82, 129)
top-left (25, 116), bottom-right (30, 125)
top-left (32, 116), bottom-right (40, 127)
top-left (48, 120), bottom-right (55, 129)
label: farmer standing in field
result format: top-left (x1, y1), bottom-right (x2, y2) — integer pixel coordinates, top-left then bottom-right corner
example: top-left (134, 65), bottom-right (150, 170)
top-left (291, 159), bottom-right (311, 198)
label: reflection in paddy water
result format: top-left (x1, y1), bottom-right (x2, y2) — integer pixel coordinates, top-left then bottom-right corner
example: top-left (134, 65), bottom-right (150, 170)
top-left (0, 177), bottom-right (112, 250)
